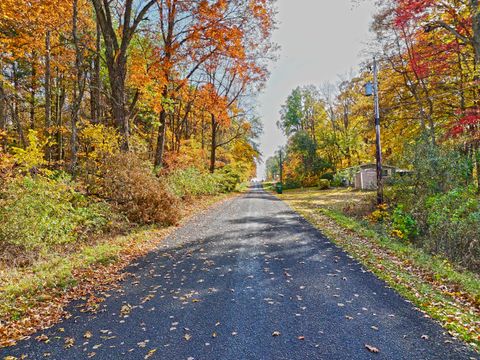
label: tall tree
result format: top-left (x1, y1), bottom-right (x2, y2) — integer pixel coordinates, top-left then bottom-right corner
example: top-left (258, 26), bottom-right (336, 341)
top-left (90, 0), bottom-right (157, 150)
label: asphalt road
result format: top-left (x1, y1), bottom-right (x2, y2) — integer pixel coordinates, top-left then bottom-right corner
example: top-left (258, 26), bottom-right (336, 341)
top-left (1, 185), bottom-right (478, 360)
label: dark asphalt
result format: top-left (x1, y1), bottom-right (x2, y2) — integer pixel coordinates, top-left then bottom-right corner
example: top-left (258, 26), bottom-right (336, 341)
top-left (1, 186), bottom-right (478, 360)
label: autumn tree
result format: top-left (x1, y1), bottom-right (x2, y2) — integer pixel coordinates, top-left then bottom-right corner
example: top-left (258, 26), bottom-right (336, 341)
top-left (148, 0), bottom-right (275, 168)
top-left (90, 0), bottom-right (157, 150)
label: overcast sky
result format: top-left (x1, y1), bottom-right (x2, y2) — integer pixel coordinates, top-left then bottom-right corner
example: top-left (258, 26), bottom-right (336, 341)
top-left (257, 0), bottom-right (376, 178)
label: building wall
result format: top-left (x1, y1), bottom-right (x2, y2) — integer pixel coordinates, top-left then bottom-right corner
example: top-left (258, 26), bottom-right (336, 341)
top-left (361, 170), bottom-right (377, 190)
top-left (354, 169), bottom-right (380, 190)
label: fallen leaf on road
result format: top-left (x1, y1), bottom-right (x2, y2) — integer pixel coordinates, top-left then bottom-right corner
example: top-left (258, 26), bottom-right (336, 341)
top-left (365, 344), bottom-right (379, 353)
top-left (64, 337), bottom-right (75, 349)
top-left (145, 348), bottom-right (157, 359)
top-left (120, 304), bottom-right (132, 317)
top-left (184, 334), bottom-right (192, 341)
top-left (141, 294), bottom-right (155, 304)
top-left (35, 334), bottom-right (49, 342)
top-left (84, 331), bottom-right (93, 339)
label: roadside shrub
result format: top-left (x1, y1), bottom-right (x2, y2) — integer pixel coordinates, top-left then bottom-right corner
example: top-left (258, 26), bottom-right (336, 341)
top-left (390, 205), bottom-right (418, 241)
top-left (167, 167), bottom-right (220, 197)
top-left (215, 165), bottom-right (242, 192)
top-left (96, 153), bottom-right (180, 225)
top-left (283, 179), bottom-right (301, 190)
top-left (403, 139), bottom-right (473, 196)
top-left (318, 179), bottom-right (330, 190)
top-left (320, 172), bottom-right (334, 181)
top-left (421, 187), bottom-right (480, 268)
top-left (302, 175), bottom-right (320, 188)
top-left (331, 173), bottom-right (344, 187)
top-left (384, 139), bottom-right (480, 270)
top-left (366, 203), bottom-right (390, 223)
top-left (0, 176), bottom-right (109, 256)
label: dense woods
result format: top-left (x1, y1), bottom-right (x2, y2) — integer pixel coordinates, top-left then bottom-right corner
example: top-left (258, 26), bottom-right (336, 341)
top-left (267, 0), bottom-right (480, 270)
top-left (0, 0), bottom-right (275, 254)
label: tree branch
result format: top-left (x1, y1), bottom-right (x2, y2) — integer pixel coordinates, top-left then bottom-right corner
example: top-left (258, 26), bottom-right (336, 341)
top-left (424, 20), bottom-right (472, 45)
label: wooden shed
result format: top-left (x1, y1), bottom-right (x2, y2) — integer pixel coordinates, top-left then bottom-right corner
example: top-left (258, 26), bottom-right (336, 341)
top-left (353, 164), bottom-right (397, 190)
top-left (338, 164), bottom-right (398, 190)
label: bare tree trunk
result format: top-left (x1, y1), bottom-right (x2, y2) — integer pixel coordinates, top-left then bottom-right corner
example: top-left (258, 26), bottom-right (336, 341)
top-left (56, 76), bottom-right (66, 161)
top-left (13, 63), bottom-right (26, 148)
top-left (71, 0), bottom-right (86, 175)
top-left (30, 54), bottom-right (36, 130)
top-left (471, 1), bottom-right (480, 79)
top-left (109, 63), bottom-right (129, 149)
top-left (210, 114), bottom-right (217, 173)
top-left (154, 106), bottom-right (167, 168)
top-left (0, 70), bottom-right (6, 151)
top-left (45, 31), bottom-right (52, 160)
top-left (90, 18), bottom-right (101, 123)
top-left (201, 114), bottom-right (205, 150)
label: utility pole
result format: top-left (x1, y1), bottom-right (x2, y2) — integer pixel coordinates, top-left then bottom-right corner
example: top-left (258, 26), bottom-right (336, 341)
top-left (373, 57), bottom-right (384, 205)
top-left (365, 57), bottom-right (384, 205)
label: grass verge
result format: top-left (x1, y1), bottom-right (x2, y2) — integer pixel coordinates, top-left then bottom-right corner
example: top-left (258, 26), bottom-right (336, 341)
top-left (276, 187), bottom-right (480, 351)
top-left (0, 192), bottom-right (237, 347)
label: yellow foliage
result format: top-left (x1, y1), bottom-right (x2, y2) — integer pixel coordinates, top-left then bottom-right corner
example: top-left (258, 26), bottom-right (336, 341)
top-left (79, 122), bottom-right (120, 161)
top-left (366, 204), bottom-right (390, 223)
top-left (11, 130), bottom-right (50, 174)
top-left (391, 229), bottom-right (405, 240)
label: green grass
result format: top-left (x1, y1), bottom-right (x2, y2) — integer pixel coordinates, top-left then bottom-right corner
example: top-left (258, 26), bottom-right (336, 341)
top-left (278, 188), bottom-right (480, 351)
top-left (0, 229), bottom-right (145, 319)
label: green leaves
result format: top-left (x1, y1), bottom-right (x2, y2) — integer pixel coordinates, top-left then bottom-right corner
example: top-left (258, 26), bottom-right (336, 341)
top-left (0, 175), bottom-right (111, 253)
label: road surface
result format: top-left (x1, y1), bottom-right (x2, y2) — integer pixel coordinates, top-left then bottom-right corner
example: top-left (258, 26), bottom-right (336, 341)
top-left (1, 186), bottom-right (477, 359)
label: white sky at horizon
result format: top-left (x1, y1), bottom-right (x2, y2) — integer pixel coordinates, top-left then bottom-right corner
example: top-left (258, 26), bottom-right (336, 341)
top-left (256, 0), bottom-right (376, 178)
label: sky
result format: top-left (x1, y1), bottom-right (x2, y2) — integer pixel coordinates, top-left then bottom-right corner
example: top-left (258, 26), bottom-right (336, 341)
top-left (256, 0), bottom-right (376, 178)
